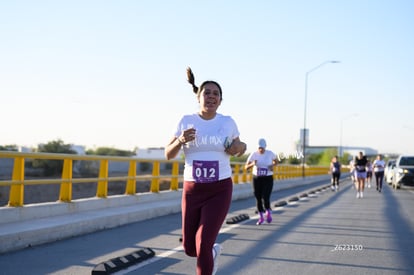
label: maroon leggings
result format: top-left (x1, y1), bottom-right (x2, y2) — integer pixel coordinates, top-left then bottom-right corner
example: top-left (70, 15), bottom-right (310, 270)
top-left (182, 177), bottom-right (233, 275)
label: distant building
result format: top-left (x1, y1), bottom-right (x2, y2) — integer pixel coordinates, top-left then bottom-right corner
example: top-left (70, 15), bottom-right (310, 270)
top-left (305, 145), bottom-right (378, 158)
top-left (339, 146), bottom-right (378, 158)
top-left (70, 145), bottom-right (86, 155)
top-left (135, 148), bottom-right (183, 160)
top-left (296, 129), bottom-right (378, 159)
top-left (18, 146), bottom-right (33, 153)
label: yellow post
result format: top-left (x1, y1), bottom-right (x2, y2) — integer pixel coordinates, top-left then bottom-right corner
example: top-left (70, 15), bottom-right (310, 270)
top-left (96, 159), bottom-right (108, 198)
top-left (233, 164), bottom-right (240, 184)
top-left (125, 160), bottom-right (137, 195)
top-left (150, 161), bottom-right (160, 193)
top-left (279, 166), bottom-right (282, 180)
top-left (241, 167), bottom-right (247, 183)
top-left (59, 159), bottom-right (73, 202)
top-left (277, 166), bottom-right (281, 180)
top-left (170, 161), bottom-right (179, 191)
top-left (8, 157), bottom-right (25, 207)
top-left (294, 166), bottom-right (298, 178)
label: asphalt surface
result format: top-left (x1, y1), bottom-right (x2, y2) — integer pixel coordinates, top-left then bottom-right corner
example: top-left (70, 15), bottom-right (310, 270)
top-left (1, 177), bottom-right (414, 275)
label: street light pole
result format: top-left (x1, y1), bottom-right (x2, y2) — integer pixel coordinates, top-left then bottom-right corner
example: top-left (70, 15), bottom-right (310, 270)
top-left (302, 60), bottom-right (340, 178)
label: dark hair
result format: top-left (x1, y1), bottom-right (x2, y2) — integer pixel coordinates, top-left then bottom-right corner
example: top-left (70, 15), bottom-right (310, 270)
top-left (186, 67), bottom-right (222, 99)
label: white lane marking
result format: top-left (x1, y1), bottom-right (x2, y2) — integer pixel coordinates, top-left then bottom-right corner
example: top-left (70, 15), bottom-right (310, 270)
top-left (114, 215), bottom-right (254, 274)
top-left (114, 246), bottom-right (184, 274)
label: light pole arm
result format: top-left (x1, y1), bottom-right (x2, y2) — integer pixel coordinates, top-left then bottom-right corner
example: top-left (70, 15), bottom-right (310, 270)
top-left (307, 61), bottom-right (336, 75)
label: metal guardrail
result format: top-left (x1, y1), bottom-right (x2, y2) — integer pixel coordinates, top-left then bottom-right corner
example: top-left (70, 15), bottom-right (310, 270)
top-left (0, 151), bottom-right (329, 207)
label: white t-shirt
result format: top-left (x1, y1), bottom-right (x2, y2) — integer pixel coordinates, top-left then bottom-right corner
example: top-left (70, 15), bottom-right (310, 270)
top-left (373, 159), bottom-right (385, 172)
top-left (174, 113), bottom-right (240, 182)
top-left (246, 150), bottom-right (277, 176)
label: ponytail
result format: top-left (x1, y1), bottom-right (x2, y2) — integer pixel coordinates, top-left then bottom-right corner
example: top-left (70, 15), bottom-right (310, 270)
top-left (186, 67), bottom-right (198, 94)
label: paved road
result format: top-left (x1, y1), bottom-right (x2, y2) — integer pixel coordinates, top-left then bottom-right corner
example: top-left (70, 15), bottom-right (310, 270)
top-left (1, 178), bottom-right (414, 275)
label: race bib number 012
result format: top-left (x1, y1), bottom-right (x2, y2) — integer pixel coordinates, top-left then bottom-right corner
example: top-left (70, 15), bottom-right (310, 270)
top-left (193, 160), bottom-right (219, 183)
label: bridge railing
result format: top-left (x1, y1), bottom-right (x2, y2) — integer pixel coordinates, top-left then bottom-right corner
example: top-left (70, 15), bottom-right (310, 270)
top-left (0, 151), bottom-right (328, 207)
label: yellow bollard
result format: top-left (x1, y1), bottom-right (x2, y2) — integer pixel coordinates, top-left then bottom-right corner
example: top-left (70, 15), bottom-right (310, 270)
top-left (59, 159), bottom-right (73, 202)
top-left (170, 162), bottom-right (179, 191)
top-left (279, 166), bottom-right (283, 180)
top-left (96, 160), bottom-right (108, 198)
top-left (274, 166), bottom-right (279, 180)
top-left (242, 167), bottom-right (247, 183)
top-left (150, 161), bottom-right (160, 193)
top-left (8, 157), bottom-right (25, 207)
top-left (125, 160), bottom-right (137, 195)
top-left (233, 164), bottom-right (240, 184)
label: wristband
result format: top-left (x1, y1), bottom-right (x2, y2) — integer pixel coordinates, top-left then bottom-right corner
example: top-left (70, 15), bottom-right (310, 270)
top-left (177, 138), bottom-right (185, 145)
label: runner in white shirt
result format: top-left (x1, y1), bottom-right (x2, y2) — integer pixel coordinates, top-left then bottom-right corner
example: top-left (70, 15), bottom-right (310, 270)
top-left (372, 154), bottom-right (386, 192)
top-left (165, 67), bottom-right (247, 275)
top-left (245, 138), bottom-right (278, 225)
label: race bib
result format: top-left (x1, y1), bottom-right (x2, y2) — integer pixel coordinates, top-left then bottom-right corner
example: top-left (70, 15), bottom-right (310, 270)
top-left (257, 167), bottom-right (268, 176)
top-left (192, 160), bottom-right (219, 183)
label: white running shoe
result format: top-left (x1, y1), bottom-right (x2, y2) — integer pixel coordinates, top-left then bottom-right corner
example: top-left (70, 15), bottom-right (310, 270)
top-left (360, 192), bottom-right (363, 198)
top-left (356, 192), bottom-right (360, 198)
top-left (212, 243), bottom-right (222, 275)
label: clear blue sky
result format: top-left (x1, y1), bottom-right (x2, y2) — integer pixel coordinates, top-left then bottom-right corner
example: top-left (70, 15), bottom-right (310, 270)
top-left (1, 1), bottom-right (413, 155)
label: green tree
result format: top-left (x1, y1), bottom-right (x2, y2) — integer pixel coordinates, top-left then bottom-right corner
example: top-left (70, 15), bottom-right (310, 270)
top-left (319, 148), bottom-right (339, 166)
top-left (339, 152), bottom-right (351, 165)
top-left (0, 144), bottom-right (18, 151)
top-left (230, 154), bottom-right (248, 163)
top-left (32, 140), bottom-right (77, 176)
top-left (86, 147), bottom-right (134, 156)
top-left (287, 157), bottom-right (301, 164)
top-left (307, 152), bottom-right (323, 165)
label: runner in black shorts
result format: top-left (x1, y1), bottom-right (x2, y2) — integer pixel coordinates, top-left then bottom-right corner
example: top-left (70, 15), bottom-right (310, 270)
top-left (354, 152), bottom-right (368, 198)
